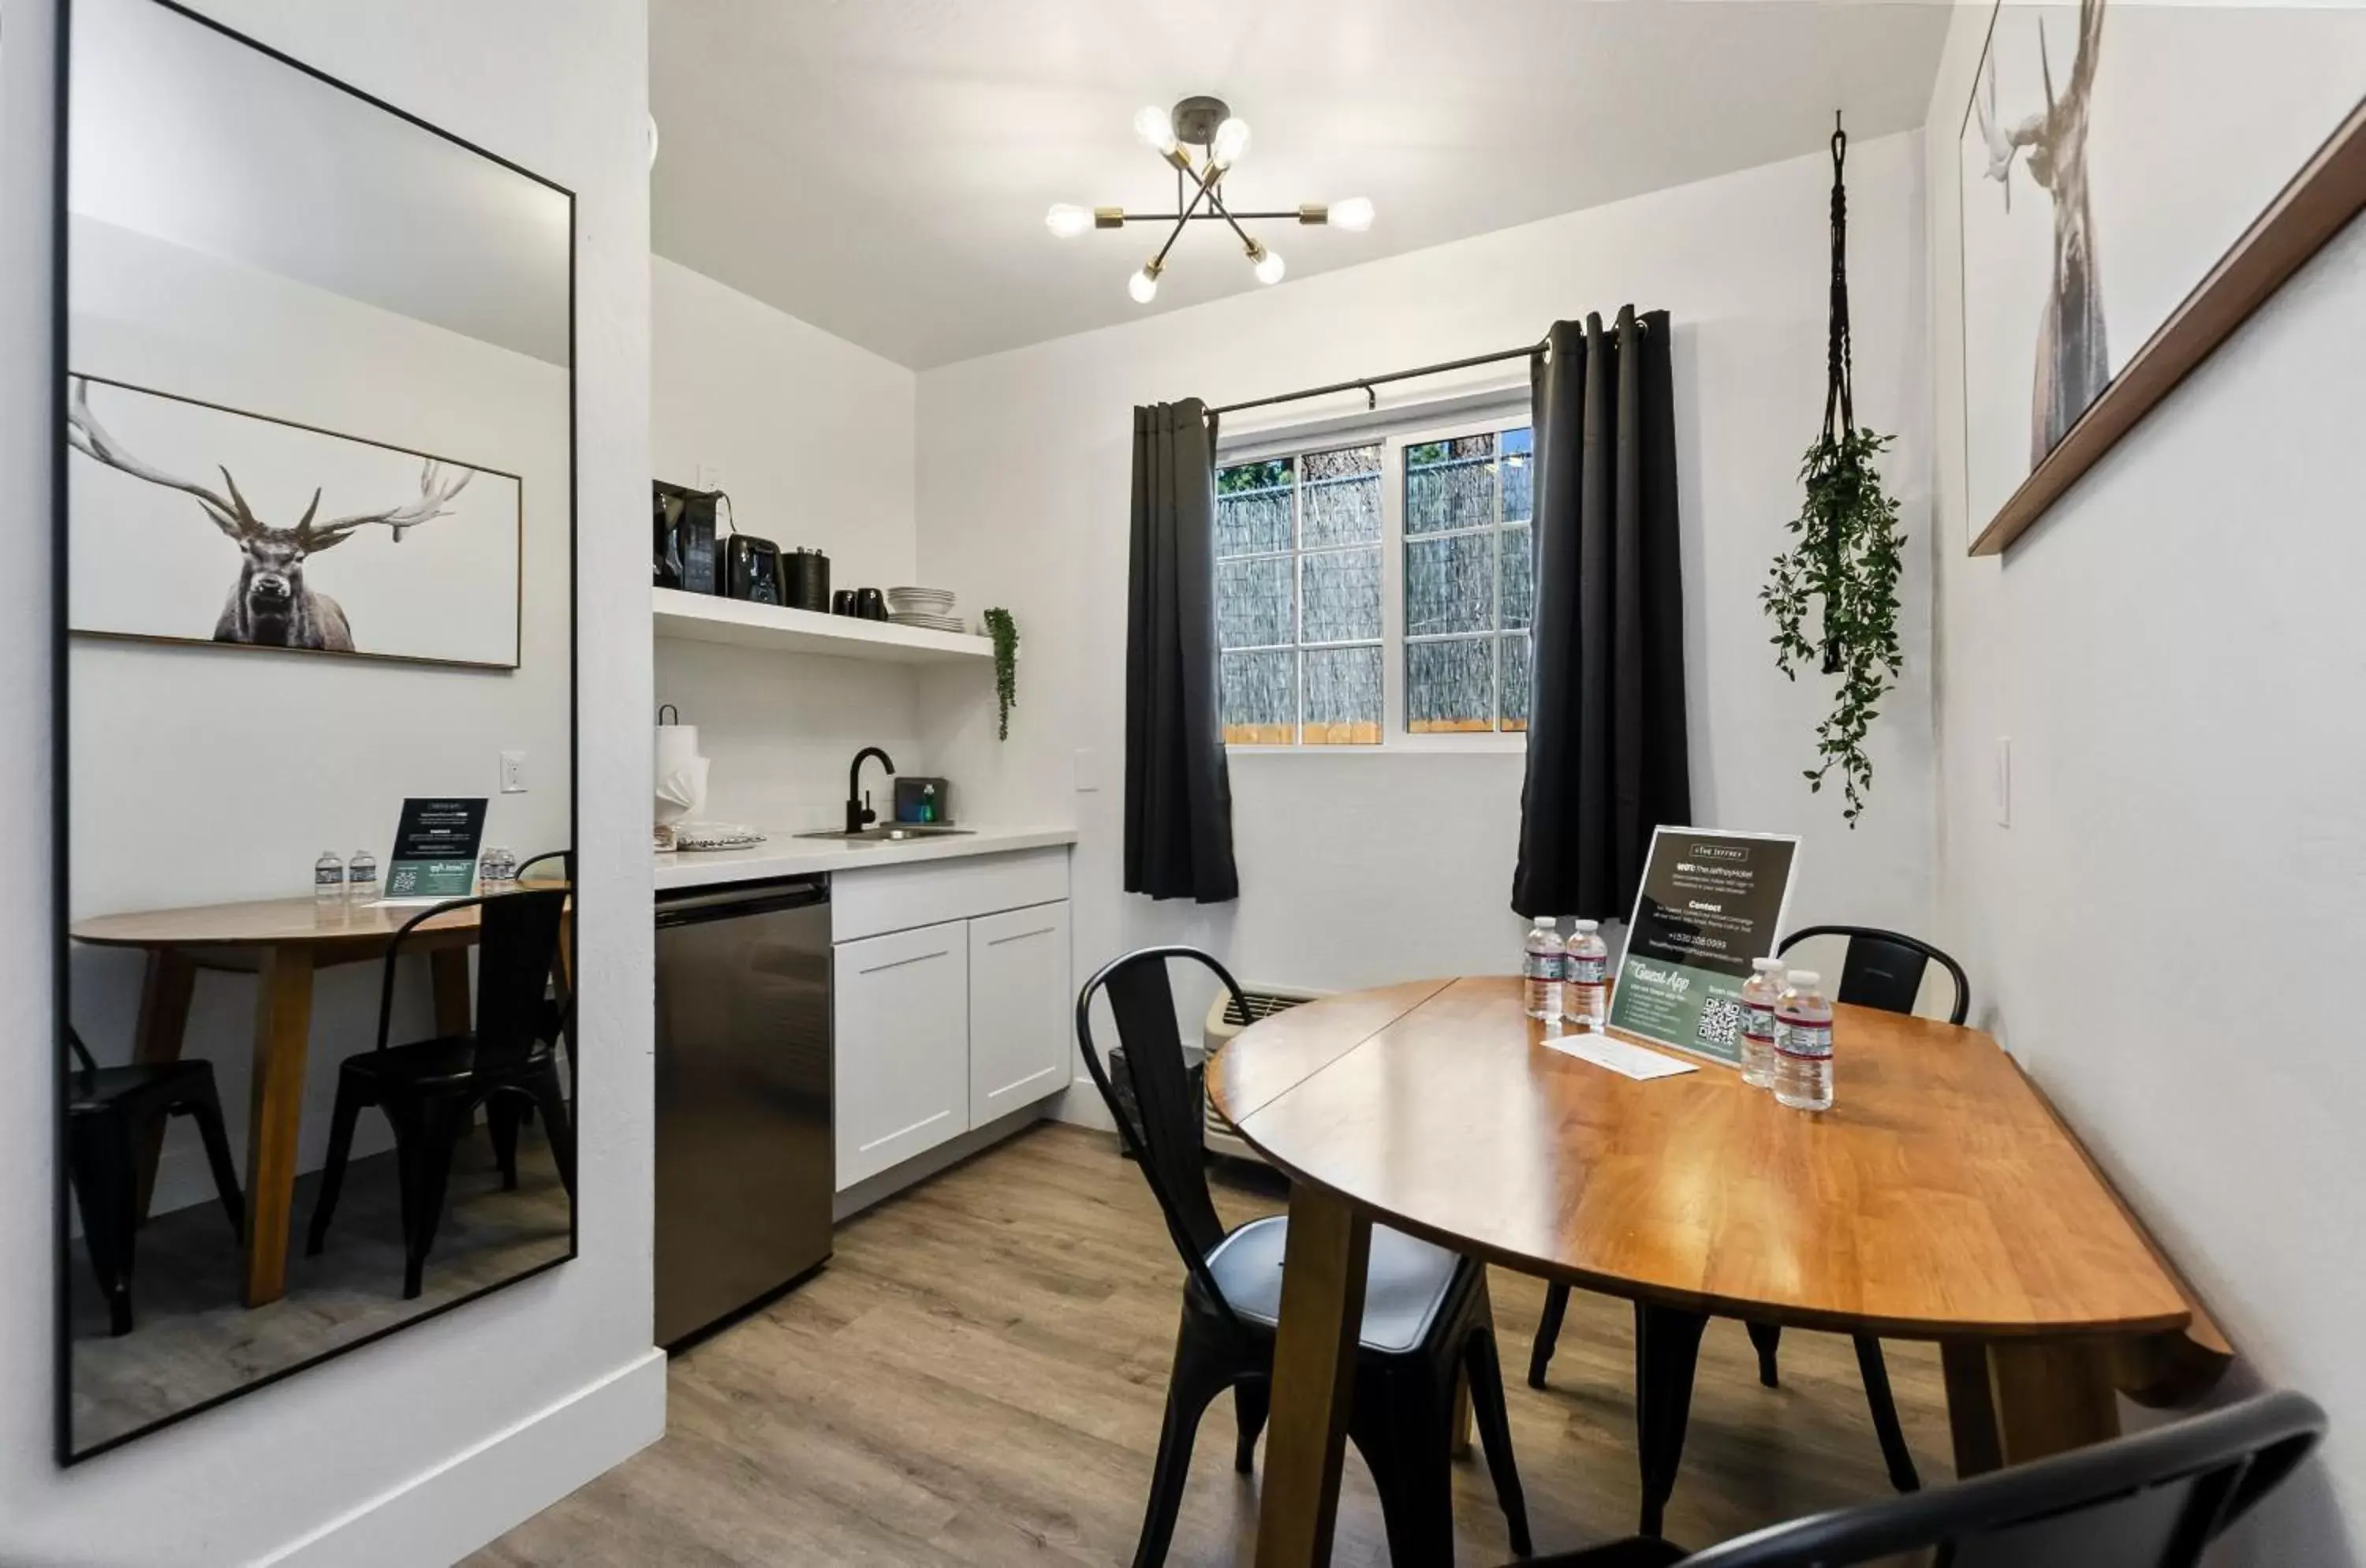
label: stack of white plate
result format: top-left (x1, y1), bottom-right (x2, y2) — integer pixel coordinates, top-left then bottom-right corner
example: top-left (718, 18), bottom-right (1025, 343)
top-left (886, 585), bottom-right (964, 633)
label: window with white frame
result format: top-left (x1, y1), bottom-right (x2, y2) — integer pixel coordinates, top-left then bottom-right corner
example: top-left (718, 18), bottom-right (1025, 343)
top-left (1215, 412), bottom-right (1533, 745)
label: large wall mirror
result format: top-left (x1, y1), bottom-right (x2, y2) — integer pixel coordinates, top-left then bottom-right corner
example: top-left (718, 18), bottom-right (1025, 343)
top-left (56, 0), bottom-right (577, 1460)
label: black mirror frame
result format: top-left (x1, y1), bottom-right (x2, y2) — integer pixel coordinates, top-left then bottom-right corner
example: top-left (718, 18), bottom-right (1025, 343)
top-left (49, 0), bottom-right (580, 1465)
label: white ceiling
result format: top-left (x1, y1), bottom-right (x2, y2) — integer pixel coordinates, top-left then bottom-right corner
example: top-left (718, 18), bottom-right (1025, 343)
top-left (651, 1), bottom-right (1954, 370)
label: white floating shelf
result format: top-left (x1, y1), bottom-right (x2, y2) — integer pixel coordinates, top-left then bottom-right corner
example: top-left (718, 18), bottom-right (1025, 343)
top-left (652, 588), bottom-right (991, 665)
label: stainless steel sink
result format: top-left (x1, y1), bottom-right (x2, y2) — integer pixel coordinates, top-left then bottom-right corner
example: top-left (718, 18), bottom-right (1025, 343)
top-left (791, 826), bottom-right (975, 842)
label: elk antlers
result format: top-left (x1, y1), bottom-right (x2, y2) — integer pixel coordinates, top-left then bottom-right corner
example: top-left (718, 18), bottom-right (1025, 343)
top-left (304, 461), bottom-right (472, 551)
top-left (65, 375), bottom-right (260, 540)
top-left (65, 375), bottom-right (473, 548)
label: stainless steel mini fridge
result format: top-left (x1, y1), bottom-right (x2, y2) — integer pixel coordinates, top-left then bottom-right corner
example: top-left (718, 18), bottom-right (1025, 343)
top-left (654, 875), bottom-right (833, 1346)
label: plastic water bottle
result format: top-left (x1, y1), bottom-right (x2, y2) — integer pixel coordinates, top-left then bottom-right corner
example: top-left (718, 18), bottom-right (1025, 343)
top-left (1739, 958), bottom-right (1786, 1090)
top-left (1523, 920), bottom-right (1565, 1021)
top-left (313, 850), bottom-right (345, 904)
top-left (1773, 969), bottom-right (1834, 1111)
top-left (347, 849), bottom-right (379, 903)
top-left (1562, 920), bottom-right (1608, 1030)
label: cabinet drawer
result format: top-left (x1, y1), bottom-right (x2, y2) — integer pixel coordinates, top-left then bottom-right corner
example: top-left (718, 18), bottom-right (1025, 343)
top-left (833, 921), bottom-right (970, 1190)
top-left (831, 846), bottom-right (1069, 943)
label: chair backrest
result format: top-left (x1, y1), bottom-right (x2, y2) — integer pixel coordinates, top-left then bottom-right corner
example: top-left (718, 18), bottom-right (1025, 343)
top-left (62, 1025), bottom-right (98, 1078)
top-left (1677, 1390), bottom-right (2324, 1568)
top-left (1075, 946), bottom-right (1254, 1331)
top-left (379, 889), bottom-right (569, 1068)
top-left (517, 849), bottom-right (573, 883)
top-left (1778, 924), bottom-right (1969, 1026)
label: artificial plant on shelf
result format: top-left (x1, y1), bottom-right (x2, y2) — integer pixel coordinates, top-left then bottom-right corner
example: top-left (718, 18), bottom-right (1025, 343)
top-left (1762, 116), bottom-right (1906, 827)
top-left (983, 607), bottom-right (1018, 740)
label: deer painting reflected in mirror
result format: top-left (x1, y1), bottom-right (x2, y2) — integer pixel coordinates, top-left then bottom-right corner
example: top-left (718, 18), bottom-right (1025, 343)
top-left (65, 376), bottom-right (524, 669)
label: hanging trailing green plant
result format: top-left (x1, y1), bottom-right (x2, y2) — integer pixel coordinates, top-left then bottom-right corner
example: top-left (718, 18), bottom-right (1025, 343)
top-left (1762, 116), bottom-right (1906, 827)
top-left (983, 607), bottom-right (1019, 740)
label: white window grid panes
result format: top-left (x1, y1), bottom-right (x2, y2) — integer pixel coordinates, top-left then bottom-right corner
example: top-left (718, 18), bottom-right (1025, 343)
top-left (1215, 443), bottom-right (1383, 746)
top-left (1402, 421), bottom-right (1532, 735)
top-left (1216, 406), bottom-right (1531, 750)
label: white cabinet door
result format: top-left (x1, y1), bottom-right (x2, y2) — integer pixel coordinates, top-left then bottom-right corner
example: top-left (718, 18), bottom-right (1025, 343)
top-left (967, 900), bottom-right (1073, 1127)
top-left (834, 920), bottom-right (970, 1190)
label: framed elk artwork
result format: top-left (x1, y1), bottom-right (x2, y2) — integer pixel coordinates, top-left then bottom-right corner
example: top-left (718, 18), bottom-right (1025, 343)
top-left (1958, 0), bottom-right (2366, 554)
top-left (66, 375), bottom-right (524, 667)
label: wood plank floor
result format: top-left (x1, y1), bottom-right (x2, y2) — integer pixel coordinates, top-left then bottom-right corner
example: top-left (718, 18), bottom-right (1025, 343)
top-left (472, 1122), bottom-right (1951, 1566)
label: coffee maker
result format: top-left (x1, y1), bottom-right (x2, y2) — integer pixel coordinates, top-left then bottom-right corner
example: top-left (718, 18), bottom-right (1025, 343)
top-left (652, 481), bottom-right (720, 594)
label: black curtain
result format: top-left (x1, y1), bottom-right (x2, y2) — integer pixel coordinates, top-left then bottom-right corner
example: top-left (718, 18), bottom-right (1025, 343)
top-left (1125, 399), bottom-right (1239, 903)
top-left (1511, 309), bottom-right (1689, 920)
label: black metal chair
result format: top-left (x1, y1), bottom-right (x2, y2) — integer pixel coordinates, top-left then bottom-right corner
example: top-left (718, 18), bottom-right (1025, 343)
top-left (1506, 1388), bottom-right (2323, 1567)
top-left (63, 1026), bottom-right (244, 1337)
top-left (1528, 926), bottom-right (1973, 1525)
top-left (1078, 946), bottom-right (1533, 1568)
top-left (306, 890), bottom-right (574, 1299)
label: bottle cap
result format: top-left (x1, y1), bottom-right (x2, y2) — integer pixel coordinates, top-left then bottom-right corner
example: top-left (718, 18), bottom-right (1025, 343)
top-left (1573, 919), bottom-right (1599, 932)
top-left (1752, 957), bottom-right (1784, 971)
top-left (1789, 969), bottom-right (1822, 987)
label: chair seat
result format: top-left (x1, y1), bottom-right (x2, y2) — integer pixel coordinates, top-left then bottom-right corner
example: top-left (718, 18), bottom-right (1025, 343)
top-left (1204, 1215), bottom-right (1467, 1354)
top-left (341, 1034), bottom-right (558, 1089)
top-left (1516, 1538), bottom-right (1687, 1568)
top-left (67, 1059), bottom-right (214, 1115)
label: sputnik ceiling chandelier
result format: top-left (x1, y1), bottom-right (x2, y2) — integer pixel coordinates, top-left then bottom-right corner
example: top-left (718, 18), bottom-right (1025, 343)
top-left (1046, 95), bottom-right (1373, 303)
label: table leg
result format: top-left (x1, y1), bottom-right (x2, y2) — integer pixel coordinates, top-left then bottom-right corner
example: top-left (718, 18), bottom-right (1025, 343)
top-left (1943, 1337), bottom-right (2122, 1478)
top-left (242, 944), bottom-right (315, 1307)
top-left (431, 946), bottom-right (472, 1036)
top-left (1635, 1301), bottom-right (1709, 1537)
top-left (1253, 1184), bottom-right (1371, 1568)
top-left (1450, 1362), bottom-right (1473, 1458)
top-left (128, 948), bottom-right (197, 1223)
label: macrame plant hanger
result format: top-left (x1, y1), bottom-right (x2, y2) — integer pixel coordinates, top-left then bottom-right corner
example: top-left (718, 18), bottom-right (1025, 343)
top-left (1819, 111), bottom-right (1853, 675)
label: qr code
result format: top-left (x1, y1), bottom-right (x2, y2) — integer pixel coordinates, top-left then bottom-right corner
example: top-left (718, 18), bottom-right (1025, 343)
top-left (1696, 998), bottom-right (1745, 1048)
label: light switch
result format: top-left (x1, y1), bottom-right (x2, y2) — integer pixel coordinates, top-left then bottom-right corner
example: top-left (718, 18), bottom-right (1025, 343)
top-left (1073, 748), bottom-right (1102, 793)
top-left (1994, 737), bottom-right (2011, 827)
top-left (502, 750), bottom-right (529, 794)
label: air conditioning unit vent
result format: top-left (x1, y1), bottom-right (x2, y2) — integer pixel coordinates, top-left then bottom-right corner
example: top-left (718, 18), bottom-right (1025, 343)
top-left (1202, 984), bottom-right (1326, 1164)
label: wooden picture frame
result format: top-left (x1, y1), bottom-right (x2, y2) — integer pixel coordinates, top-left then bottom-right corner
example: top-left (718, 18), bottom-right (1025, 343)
top-left (1961, 1), bottom-right (2366, 558)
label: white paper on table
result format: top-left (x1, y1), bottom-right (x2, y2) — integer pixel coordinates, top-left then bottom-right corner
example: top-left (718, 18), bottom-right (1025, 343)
top-left (1542, 1029), bottom-right (1699, 1081)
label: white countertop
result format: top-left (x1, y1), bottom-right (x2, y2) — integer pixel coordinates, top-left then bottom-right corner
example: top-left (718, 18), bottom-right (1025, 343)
top-left (654, 824), bottom-right (1077, 892)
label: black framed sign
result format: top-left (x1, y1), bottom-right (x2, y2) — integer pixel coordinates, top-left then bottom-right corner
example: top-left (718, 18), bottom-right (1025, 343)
top-left (1607, 827), bottom-right (1800, 1066)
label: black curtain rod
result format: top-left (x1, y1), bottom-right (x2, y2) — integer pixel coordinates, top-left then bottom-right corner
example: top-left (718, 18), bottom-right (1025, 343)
top-left (1207, 318), bottom-right (1647, 419)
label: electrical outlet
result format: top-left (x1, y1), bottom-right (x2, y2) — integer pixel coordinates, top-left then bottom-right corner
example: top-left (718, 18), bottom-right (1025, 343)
top-left (696, 461), bottom-right (724, 495)
top-left (1994, 737), bottom-right (2012, 827)
top-left (1073, 748), bottom-right (1102, 793)
top-left (501, 750), bottom-right (528, 794)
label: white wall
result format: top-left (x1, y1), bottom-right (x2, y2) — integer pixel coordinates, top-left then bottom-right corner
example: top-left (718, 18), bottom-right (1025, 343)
top-left (651, 256), bottom-right (939, 831)
top-left (916, 133), bottom-right (1937, 1113)
top-left (2, 0), bottom-right (661, 1562)
top-left (1923, 7), bottom-right (2361, 1561)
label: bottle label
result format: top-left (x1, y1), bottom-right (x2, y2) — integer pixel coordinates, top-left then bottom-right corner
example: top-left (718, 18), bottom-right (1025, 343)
top-left (1744, 1000), bottom-right (1778, 1042)
top-left (1774, 1016), bottom-right (1833, 1059)
top-left (1524, 950), bottom-right (1564, 982)
top-left (315, 865), bottom-right (344, 887)
top-left (1567, 954), bottom-right (1607, 985)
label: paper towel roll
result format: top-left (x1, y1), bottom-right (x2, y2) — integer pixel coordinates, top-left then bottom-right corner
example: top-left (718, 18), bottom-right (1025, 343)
top-left (655, 723), bottom-right (700, 781)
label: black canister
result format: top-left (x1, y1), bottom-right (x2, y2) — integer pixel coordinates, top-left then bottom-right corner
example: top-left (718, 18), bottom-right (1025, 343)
top-left (783, 547), bottom-right (830, 612)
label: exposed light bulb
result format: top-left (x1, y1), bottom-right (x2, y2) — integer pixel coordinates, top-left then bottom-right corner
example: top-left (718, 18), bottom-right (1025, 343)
top-left (1252, 246), bottom-right (1286, 286)
top-left (1211, 116), bottom-right (1251, 167)
top-left (1128, 265), bottom-right (1160, 304)
top-left (1133, 105), bottom-right (1177, 155)
top-left (1328, 196), bottom-right (1375, 233)
top-left (1045, 203), bottom-right (1093, 239)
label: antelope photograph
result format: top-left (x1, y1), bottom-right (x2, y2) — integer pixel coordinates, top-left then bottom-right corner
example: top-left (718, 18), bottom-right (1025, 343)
top-left (65, 375), bottom-right (523, 667)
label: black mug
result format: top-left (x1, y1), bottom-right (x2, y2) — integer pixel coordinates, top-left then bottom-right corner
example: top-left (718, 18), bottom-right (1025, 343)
top-left (830, 589), bottom-right (858, 617)
top-left (855, 588), bottom-right (886, 621)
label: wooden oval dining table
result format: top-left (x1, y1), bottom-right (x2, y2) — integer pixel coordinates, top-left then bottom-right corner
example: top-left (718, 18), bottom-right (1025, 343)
top-left (70, 885), bottom-right (571, 1309)
top-left (1207, 975), bottom-right (2230, 1567)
